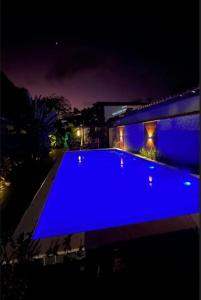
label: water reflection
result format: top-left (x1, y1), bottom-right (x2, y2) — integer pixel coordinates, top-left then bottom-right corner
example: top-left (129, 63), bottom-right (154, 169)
top-left (148, 175), bottom-right (153, 187)
top-left (120, 157), bottom-right (124, 168)
top-left (78, 155), bottom-right (85, 165)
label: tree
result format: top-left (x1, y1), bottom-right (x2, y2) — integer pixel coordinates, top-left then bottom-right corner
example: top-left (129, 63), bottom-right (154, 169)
top-left (25, 98), bottom-right (57, 159)
top-left (42, 95), bottom-right (71, 119)
top-left (1, 72), bottom-right (32, 125)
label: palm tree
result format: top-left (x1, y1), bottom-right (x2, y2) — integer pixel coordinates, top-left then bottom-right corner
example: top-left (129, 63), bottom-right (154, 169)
top-left (15, 232), bottom-right (41, 264)
top-left (26, 98), bottom-right (57, 160)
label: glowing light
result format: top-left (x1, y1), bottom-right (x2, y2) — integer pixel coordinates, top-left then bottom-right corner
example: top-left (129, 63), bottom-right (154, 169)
top-left (78, 155), bottom-right (82, 163)
top-left (120, 158), bottom-right (124, 168)
top-left (77, 129), bottom-right (81, 137)
top-left (32, 149), bottom-right (199, 240)
top-left (149, 176), bottom-right (153, 183)
top-left (118, 127), bottom-right (124, 150)
top-left (119, 128), bottom-right (124, 139)
top-left (49, 134), bottom-right (57, 147)
top-left (148, 175), bottom-right (153, 187)
top-left (144, 122), bottom-right (156, 149)
top-left (112, 107), bottom-right (127, 116)
top-left (149, 166), bottom-right (155, 169)
top-left (184, 181), bottom-right (191, 186)
top-left (146, 137), bottom-right (155, 149)
top-left (145, 122), bottom-right (156, 138)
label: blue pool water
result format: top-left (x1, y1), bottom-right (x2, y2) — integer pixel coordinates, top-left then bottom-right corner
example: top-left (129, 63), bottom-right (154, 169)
top-left (33, 149), bottom-right (199, 239)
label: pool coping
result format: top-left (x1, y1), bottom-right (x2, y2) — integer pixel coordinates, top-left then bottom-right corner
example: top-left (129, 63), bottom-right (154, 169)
top-left (13, 148), bottom-right (200, 255)
top-left (13, 152), bottom-right (84, 255)
top-left (113, 147), bottom-right (200, 179)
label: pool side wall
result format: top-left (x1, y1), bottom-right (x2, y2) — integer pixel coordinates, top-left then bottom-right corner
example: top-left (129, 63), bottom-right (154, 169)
top-left (109, 113), bottom-right (199, 170)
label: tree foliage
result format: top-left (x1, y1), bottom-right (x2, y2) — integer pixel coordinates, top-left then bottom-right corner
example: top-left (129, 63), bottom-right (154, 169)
top-left (1, 73), bottom-right (71, 178)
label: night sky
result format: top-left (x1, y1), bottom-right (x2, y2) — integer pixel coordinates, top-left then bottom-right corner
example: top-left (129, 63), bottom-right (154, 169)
top-left (2, 1), bottom-right (199, 108)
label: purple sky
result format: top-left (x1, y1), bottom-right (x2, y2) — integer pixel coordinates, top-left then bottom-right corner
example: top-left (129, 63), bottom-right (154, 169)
top-left (2, 1), bottom-right (198, 108)
top-left (3, 48), bottom-right (170, 108)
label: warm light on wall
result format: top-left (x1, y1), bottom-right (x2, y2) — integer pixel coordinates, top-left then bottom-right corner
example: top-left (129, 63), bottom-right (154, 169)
top-left (77, 129), bottom-right (81, 137)
top-left (145, 122), bottom-right (156, 149)
top-left (147, 137), bottom-right (155, 149)
top-left (118, 126), bottom-right (125, 150)
top-left (145, 123), bottom-right (156, 138)
top-left (119, 127), bottom-right (124, 140)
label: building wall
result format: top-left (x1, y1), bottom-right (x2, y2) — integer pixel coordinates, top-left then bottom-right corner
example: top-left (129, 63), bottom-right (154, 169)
top-left (114, 94), bottom-right (199, 126)
top-left (157, 114), bottom-right (199, 168)
top-left (111, 113), bottom-right (199, 169)
top-left (124, 123), bottom-right (144, 152)
top-left (104, 105), bottom-right (141, 122)
top-left (109, 128), bottom-right (114, 148)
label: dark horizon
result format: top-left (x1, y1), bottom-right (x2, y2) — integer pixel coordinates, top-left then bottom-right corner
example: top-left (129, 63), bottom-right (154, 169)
top-left (2, 1), bottom-right (199, 108)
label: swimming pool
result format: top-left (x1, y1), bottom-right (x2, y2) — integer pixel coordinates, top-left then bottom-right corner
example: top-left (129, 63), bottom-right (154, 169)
top-left (33, 149), bottom-right (199, 240)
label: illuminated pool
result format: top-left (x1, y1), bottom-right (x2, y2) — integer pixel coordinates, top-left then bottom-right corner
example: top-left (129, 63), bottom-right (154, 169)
top-left (33, 149), bottom-right (199, 239)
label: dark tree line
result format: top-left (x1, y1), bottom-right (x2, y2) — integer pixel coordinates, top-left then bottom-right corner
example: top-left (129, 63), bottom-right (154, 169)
top-left (1, 72), bottom-right (110, 182)
top-left (0, 73), bottom-right (72, 181)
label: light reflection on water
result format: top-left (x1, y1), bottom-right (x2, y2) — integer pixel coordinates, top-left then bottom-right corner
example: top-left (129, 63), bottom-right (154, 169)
top-left (33, 149), bottom-right (199, 240)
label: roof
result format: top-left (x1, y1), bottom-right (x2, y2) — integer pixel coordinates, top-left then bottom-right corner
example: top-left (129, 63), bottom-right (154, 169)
top-left (132, 87), bottom-right (200, 113)
top-left (95, 101), bottom-right (146, 106)
top-left (111, 88), bottom-right (200, 126)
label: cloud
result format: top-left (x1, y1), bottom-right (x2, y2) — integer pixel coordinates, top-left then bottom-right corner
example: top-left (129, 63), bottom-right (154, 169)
top-left (46, 46), bottom-right (102, 81)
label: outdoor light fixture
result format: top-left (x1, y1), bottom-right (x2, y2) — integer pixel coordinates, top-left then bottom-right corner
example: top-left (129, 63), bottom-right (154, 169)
top-left (77, 129), bottom-right (81, 137)
top-left (149, 176), bottom-right (153, 183)
top-left (184, 181), bottom-right (191, 186)
top-left (147, 137), bottom-right (155, 149)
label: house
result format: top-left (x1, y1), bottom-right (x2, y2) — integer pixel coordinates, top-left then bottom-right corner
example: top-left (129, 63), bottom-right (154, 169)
top-left (74, 100), bottom-right (146, 149)
top-left (109, 88), bottom-right (200, 171)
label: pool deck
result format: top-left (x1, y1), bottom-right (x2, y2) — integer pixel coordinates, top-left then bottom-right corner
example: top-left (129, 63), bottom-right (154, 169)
top-left (13, 149), bottom-right (199, 257)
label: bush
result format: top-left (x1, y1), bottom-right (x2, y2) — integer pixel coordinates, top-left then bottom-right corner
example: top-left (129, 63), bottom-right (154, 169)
top-left (139, 148), bottom-right (160, 161)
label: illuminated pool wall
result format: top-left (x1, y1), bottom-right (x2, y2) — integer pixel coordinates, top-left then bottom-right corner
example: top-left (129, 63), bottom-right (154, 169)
top-left (109, 90), bottom-right (200, 170)
top-left (109, 113), bottom-right (199, 169)
top-left (157, 114), bottom-right (199, 167)
top-left (124, 123), bottom-right (144, 152)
